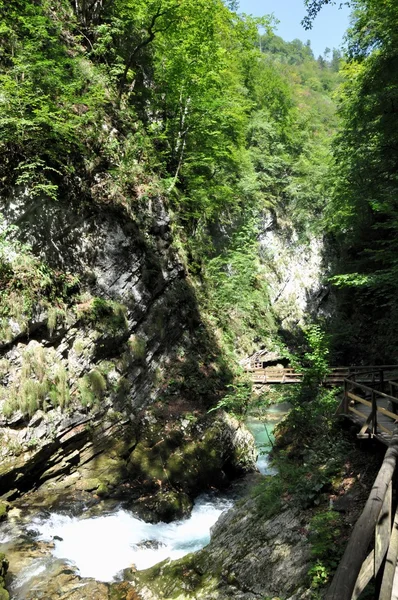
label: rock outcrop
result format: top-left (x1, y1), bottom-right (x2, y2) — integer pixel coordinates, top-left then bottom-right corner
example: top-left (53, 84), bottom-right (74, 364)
top-left (0, 192), bottom-right (256, 516)
top-left (129, 476), bottom-right (312, 599)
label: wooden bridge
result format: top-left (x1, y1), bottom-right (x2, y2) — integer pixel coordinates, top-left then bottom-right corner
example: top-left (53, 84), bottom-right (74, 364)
top-left (326, 366), bottom-right (398, 599)
top-left (248, 365), bottom-right (398, 388)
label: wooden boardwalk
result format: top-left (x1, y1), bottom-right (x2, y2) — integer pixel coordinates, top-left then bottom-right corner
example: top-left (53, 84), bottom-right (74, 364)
top-left (337, 370), bottom-right (398, 446)
top-left (313, 365), bottom-right (398, 599)
top-left (248, 365), bottom-right (398, 387)
top-left (245, 362), bottom-right (398, 597)
top-left (248, 364), bottom-right (398, 444)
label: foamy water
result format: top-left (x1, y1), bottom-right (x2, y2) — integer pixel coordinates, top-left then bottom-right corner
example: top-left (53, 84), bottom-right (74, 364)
top-left (31, 494), bottom-right (232, 581)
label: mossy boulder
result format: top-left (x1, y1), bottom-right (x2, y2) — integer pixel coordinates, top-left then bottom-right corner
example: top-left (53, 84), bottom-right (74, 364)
top-left (0, 503), bottom-right (10, 522)
top-left (128, 554), bottom-right (215, 599)
top-left (0, 553), bottom-right (9, 600)
top-left (127, 409), bottom-right (256, 520)
top-left (141, 490), bottom-right (192, 522)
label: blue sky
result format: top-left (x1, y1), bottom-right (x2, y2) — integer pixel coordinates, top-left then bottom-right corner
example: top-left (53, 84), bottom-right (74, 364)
top-left (238, 0), bottom-right (351, 58)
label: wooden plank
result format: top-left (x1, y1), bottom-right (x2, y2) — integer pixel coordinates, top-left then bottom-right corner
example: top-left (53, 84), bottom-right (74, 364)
top-left (378, 423), bottom-right (393, 435)
top-left (325, 428), bottom-right (398, 600)
top-left (375, 480), bottom-right (392, 574)
top-left (346, 406), bottom-right (393, 436)
top-left (379, 505), bottom-right (398, 600)
top-left (352, 550), bottom-right (375, 600)
top-left (377, 406), bottom-right (398, 422)
top-left (347, 392), bottom-right (372, 407)
top-left (349, 406), bottom-right (369, 420)
top-left (347, 392), bottom-right (398, 422)
top-left (342, 380), bottom-right (348, 414)
top-left (345, 380), bottom-right (398, 405)
top-left (358, 411), bottom-right (374, 437)
top-left (372, 389), bottom-right (378, 436)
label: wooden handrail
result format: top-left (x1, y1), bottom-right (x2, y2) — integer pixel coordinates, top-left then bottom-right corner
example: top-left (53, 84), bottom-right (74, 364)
top-left (326, 428), bottom-right (398, 600)
top-left (346, 380), bottom-right (398, 406)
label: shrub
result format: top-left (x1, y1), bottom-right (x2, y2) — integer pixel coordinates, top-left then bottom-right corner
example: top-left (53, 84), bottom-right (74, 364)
top-left (128, 335), bottom-right (146, 362)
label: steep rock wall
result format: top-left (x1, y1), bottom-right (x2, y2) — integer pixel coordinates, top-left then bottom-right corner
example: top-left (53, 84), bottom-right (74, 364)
top-left (0, 192), bottom-right (256, 514)
top-left (260, 221), bottom-right (329, 331)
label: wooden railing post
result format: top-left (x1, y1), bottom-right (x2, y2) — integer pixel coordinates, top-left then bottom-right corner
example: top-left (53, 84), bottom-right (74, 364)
top-left (371, 389), bottom-right (377, 437)
top-left (375, 480), bottom-right (392, 576)
top-left (343, 379), bottom-right (349, 414)
top-left (380, 370), bottom-right (385, 394)
top-left (379, 500), bottom-right (398, 600)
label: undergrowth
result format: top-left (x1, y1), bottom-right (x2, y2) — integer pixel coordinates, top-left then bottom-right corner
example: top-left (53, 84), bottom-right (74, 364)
top-left (252, 383), bottom-right (365, 593)
top-left (0, 215), bottom-right (79, 344)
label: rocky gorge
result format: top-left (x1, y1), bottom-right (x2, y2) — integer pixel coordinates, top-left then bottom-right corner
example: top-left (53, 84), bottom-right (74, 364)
top-left (0, 0), bottom-right (353, 596)
top-left (0, 186), bottom-right (329, 599)
top-left (0, 395), bottom-right (317, 600)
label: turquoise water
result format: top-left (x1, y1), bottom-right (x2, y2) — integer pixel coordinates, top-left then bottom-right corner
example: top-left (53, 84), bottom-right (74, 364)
top-left (246, 402), bottom-right (291, 475)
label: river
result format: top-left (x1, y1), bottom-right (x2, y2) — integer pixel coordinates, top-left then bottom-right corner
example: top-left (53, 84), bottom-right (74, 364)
top-left (0, 403), bottom-right (289, 597)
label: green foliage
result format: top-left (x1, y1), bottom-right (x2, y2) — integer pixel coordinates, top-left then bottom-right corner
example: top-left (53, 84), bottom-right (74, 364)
top-left (77, 369), bottom-right (107, 408)
top-left (128, 334), bottom-right (146, 362)
top-left (77, 297), bottom-right (128, 333)
top-left (208, 378), bottom-right (252, 417)
top-left (49, 366), bottom-right (70, 409)
top-left (308, 510), bottom-right (345, 589)
top-left (88, 369), bottom-right (107, 399)
top-left (203, 218), bottom-right (276, 354)
top-left (78, 376), bottom-right (95, 408)
top-left (301, 324), bottom-right (330, 383)
top-left (0, 0), bottom-right (106, 197)
top-left (47, 307), bottom-right (59, 336)
top-left (0, 214), bottom-right (79, 344)
top-left (317, 0), bottom-right (398, 362)
top-left (1, 346), bottom-right (74, 417)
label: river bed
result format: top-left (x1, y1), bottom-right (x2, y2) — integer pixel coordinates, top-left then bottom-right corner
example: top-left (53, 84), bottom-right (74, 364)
top-left (0, 493), bottom-right (232, 598)
top-left (0, 403), bottom-right (289, 598)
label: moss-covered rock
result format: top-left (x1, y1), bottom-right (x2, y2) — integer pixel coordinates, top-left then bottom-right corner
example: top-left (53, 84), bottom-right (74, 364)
top-left (139, 490), bottom-right (192, 522)
top-left (0, 502), bottom-right (10, 522)
top-left (0, 553), bottom-right (9, 600)
top-left (126, 409), bottom-right (256, 521)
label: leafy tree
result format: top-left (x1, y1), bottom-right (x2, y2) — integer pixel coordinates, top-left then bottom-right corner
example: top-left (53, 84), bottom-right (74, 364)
top-left (315, 0), bottom-right (398, 361)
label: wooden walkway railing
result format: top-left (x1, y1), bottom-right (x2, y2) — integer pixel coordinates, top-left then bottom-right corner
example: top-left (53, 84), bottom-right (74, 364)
top-left (248, 365), bottom-right (398, 387)
top-left (246, 361), bottom-right (398, 597)
top-left (327, 366), bottom-right (398, 599)
top-left (326, 428), bottom-right (398, 600)
top-left (338, 369), bottom-right (398, 445)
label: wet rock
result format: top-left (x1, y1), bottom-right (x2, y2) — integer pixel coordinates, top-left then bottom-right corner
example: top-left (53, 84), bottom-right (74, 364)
top-left (134, 491), bottom-right (192, 523)
top-left (134, 540), bottom-right (165, 550)
top-left (126, 411), bottom-right (256, 520)
top-left (131, 494), bottom-right (311, 599)
top-left (17, 561), bottom-right (110, 600)
top-left (0, 552), bottom-right (8, 600)
top-left (0, 502), bottom-right (10, 522)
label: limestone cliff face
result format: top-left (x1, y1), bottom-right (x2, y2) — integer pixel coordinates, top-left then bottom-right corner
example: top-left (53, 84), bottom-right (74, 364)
top-left (0, 192), bottom-right (256, 513)
top-left (260, 219), bottom-right (330, 330)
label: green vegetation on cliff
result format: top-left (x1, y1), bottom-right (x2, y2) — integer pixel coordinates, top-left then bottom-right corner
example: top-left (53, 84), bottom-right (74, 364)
top-left (304, 0), bottom-right (398, 364)
top-left (0, 0), bottom-right (340, 370)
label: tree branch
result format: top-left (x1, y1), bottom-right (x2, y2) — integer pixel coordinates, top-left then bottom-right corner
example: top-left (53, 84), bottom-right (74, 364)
top-left (118, 6), bottom-right (173, 97)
